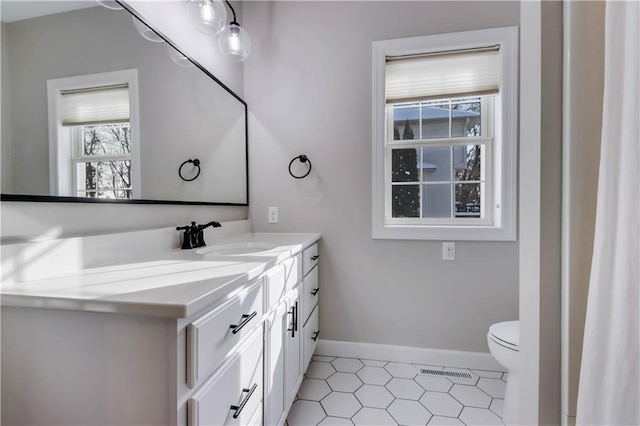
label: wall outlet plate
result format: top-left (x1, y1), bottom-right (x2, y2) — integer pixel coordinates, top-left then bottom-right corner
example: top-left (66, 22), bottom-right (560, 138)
top-left (442, 242), bottom-right (455, 260)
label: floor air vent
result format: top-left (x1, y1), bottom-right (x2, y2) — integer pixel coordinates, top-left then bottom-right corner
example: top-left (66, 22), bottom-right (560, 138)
top-left (419, 368), bottom-right (472, 379)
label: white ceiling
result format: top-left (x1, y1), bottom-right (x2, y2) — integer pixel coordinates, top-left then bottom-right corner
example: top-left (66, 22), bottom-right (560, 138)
top-left (1, 1), bottom-right (97, 23)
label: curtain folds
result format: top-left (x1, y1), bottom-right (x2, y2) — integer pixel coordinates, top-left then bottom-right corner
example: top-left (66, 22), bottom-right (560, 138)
top-left (576, 1), bottom-right (639, 425)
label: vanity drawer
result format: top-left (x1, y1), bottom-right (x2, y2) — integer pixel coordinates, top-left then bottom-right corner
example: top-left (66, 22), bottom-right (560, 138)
top-left (187, 282), bottom-right (263, 388)
top-left (303, 305), bottom-right (319, 372)
top-left (302, 243), bottom-right (319, 276)
top-left (188, 329), bottom-right (263, 426)
top-left (266, 255), bottom-right (300, 310)
top-left (302, 266), bottom-right (319, 325)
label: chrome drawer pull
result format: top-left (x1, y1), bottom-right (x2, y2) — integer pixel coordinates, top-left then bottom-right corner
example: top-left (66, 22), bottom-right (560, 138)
top-left (229, 311), bottom-right (257, 334)
top-left (310, 288), bottom-right (319, 296)
top-left (311, 255), bottom-right (319, 261)
top-left (312, 330), bottom-right (320, 342)
top-left (230, 383), bottom-right (258, 419)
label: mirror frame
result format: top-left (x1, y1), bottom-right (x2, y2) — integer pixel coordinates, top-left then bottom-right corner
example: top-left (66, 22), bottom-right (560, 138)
top-left (1, 0), bottom-right (249, 206)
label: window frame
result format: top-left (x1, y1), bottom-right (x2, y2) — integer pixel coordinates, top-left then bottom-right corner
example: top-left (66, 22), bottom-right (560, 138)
top-left (47, 69), bottom-right (141, 198)
top-left (372, 27), bottom-right (518, 241)
top-left (70, 124), bottom-right (133, 198)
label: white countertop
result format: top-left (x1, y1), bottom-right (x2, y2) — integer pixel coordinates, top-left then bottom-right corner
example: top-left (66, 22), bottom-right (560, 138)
top-left (1, 232), bottom-right (321, 318)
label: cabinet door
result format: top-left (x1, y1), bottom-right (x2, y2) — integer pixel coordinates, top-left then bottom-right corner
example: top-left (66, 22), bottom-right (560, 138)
top-left (284, 287), bottom-right (302, 407)
top-left (265, 300), bottom-right (288, 426)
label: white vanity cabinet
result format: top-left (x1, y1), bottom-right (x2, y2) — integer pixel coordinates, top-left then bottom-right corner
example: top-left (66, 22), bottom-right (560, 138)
top-left (1, 233), bottom-right (321, 426)
top-left (264, 255), bottom-right (304, 426)
top-left (301, 244), bottom-right (320, 371)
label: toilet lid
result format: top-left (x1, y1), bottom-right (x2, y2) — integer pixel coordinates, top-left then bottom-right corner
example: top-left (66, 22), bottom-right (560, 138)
top-left (489, 321), bottom-right (519, 350)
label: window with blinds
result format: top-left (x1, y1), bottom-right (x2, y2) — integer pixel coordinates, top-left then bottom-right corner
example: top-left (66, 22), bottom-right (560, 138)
top-left (47, 70), bottom-right (138, 200)
top-left (372, 27), bottom-right (518, 241)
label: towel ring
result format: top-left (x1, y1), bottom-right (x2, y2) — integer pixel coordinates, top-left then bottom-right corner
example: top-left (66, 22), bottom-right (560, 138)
top-left (179, 159), bottom-right (201, 181)
top-left (288, 155), bottom-right (312, 179)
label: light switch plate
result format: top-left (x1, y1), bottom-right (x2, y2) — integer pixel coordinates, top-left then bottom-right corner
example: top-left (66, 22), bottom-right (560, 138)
top-left (268, 207), bottom-right (278, 224)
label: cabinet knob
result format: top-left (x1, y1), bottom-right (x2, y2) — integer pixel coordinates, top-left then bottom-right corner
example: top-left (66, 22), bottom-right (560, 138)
top-left (312, 330), bottom-right (320, 342)
top-left (311, 288), bottom-right (319, 296)
top-left (311, 255), bottom-right (319, 261)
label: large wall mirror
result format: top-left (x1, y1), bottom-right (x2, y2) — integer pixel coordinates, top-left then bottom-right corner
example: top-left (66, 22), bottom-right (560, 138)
top-left (1, 1), bottom-right (248, 205)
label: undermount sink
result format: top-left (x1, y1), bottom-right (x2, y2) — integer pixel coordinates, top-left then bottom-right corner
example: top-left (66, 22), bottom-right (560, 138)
top-left (196, 242), bottom-right (278, 257)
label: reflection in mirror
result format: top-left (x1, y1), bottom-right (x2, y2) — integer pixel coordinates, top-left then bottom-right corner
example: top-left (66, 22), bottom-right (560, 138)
top-left (1, 1), bottom-right (248, 205)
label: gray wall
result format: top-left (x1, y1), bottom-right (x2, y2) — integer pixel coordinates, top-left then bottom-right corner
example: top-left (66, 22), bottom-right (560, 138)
top-left (244, 1), bottom-right (520, 352)
top-left (1, 1), bottom-right (248, 241)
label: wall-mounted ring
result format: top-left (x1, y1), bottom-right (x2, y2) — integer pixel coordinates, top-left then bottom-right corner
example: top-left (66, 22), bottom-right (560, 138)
top-left (179, 159), bottom-right (201, 181)
top-left (288, 155), bottom-right (312, 179)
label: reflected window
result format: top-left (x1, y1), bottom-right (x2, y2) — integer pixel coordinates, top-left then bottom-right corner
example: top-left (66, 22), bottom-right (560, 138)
top-left (47, 69), bottom-right (140, 199)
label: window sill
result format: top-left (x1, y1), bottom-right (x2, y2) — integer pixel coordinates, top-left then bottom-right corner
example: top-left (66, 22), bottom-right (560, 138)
top-left (372, 223), bottom-right (516, 241)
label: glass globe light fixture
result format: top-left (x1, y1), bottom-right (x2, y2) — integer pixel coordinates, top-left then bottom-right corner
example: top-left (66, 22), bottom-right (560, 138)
top-left (188, 0), bottom-right (227, 36)
top-left (132, 17), bottom-right (164, 42)
top-left (217, 1), bottom-right (251, 62)
top-left (96, 0), bottom-right (124, 10)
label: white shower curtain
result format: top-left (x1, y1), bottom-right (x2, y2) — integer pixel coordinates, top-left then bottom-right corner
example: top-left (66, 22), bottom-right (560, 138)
top-left (576, 1), bottom-right (639, 425)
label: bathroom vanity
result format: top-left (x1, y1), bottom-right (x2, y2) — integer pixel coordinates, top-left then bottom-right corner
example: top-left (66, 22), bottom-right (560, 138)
top-left (1, 223), bottom-right (320, 425)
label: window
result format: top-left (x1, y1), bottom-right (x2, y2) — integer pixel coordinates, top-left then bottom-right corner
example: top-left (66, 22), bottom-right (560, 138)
top-left (47, 70), bottom-right (140, 199)
top-left (372, 27), bottom-right (518, 241)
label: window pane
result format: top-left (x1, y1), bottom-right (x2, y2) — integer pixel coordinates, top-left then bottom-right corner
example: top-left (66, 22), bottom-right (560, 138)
top-left (422, 183), bottom-right (451, 218)
top-left (421, 100), bottom-right (449, 139)
top-left (421, 146), bottom-right (451, 182)
top-left (455, 145), bottom-right (482, 181)
top-left (451, 98), bottom-right (481, 137)
top-left (392, 185), bottom-right (420, 218)
top-left (455, 183), bottom-right (481, 218)
top-left (82, 124), bottom-right (131, 156)
top-left (393, 105), bottom-right (419, 140)
top-left (391, 148), bottom-right (419, 182)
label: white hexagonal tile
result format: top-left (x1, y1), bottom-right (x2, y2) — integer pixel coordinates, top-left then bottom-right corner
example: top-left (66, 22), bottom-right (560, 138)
top-left (314, 355), bottom-right (337, 362)
top-left (306, 361), bottom-right (336, 379)
top-left (477, 377), bottom-right (506, 399)
top-left (384, 362), bottom-right (418, 379)
top-left (352, 407), bottom-right (398, 425)
top-left (471, 369), bottom-right (504, 379)
top-left (362, 359), bottom-right (388, 367)
top-left (287, 400), bottom-right (326, 426)
top-left (459, 407), bottom-right (503, 425)
top-left (318, 416), bottom-right (354, 426)
top-left (354, 384), bottom-right (394, 408)
top-left (387, 399), bottom-right (432, 425)
top-left (415, 375), bottom-right (453, 392)
top-left (449, 384), bottom-right (491, 408)
top-left (489, 398), bottom-right (504, 418)
top-left (327, 372), bottom-right (363, 392)
top-left (357, 366), bottom-right (392, 385)
top-left (427, 416), bottom-right (465, 425)
top-left (321, 392), bottom-right (362, 418)
top-left (442, 367), bottom-right (479, 385)
top-left (332, 358), bottom-right (364, 373)
top-left (386, 377), bottom-right (424, 400)
top-left (298, 378), bottom-right (332, 401)
top-left (419, 391), bottom-right (463, 417)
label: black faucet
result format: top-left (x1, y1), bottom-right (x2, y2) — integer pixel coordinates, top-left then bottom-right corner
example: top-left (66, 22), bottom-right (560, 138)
top-left (176, 221), bottom-right (222, 250)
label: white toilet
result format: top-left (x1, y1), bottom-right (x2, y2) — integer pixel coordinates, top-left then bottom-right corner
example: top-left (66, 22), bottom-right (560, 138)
top-left (487, 320), bottom-right (519, 425)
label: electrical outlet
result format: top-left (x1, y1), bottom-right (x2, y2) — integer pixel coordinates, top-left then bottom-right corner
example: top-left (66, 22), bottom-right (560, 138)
top-left (442, 242), bottom-right (455, 260)
top-left (268, 207), bottom-right (278, 224)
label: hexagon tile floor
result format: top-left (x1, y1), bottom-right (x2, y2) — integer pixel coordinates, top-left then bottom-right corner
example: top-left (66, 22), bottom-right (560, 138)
top-left (286, 356), bottom-right (507, 426)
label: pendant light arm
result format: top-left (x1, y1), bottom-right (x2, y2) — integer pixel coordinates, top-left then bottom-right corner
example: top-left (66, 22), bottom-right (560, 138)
top-left (224, 0), bottom-right (238, 26)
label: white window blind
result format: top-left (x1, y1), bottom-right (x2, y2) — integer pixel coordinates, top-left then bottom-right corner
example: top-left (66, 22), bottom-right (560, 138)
top-left (385, 47), bottom-right (499, 103)
top-left (61, 84), bottom-right (130, 126)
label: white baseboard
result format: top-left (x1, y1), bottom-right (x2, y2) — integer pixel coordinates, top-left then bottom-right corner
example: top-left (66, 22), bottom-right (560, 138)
top-left (316, 339), bottom-right (505, 372)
